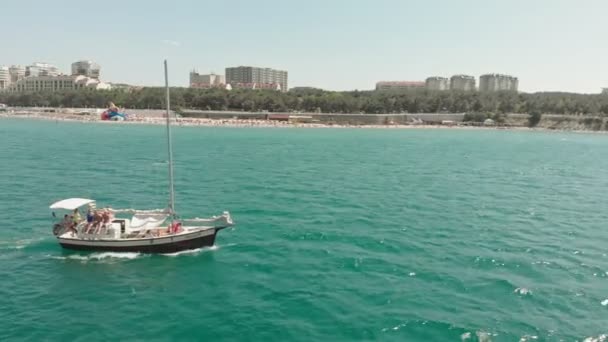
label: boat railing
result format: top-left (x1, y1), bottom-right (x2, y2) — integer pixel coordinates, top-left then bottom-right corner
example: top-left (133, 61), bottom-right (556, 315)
top-left (111, 208), bottom-right (168, 214)
top-left (76, 222), bottom-right (118, 240)
top-left (182, 212), bottom-right (233, 226)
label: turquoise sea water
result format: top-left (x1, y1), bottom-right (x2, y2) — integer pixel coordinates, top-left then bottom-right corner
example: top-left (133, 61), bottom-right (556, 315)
top-left (1, 118), bottom-right (608, 341)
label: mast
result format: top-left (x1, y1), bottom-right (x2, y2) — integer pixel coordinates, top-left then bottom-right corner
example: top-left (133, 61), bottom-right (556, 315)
top-left (164, 60), bottom-right (176, 217)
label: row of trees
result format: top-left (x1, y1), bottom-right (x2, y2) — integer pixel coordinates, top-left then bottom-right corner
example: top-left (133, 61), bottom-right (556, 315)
top-left (1, 87), bottom-right (608, 115)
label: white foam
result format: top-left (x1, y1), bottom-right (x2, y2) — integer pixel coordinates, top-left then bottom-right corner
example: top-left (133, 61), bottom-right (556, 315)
top-left (514, 287), bottom-right (532, 295)
top-left (520, 335), bottom-right (538, 341)
top-left (583, 335), bottom-right (607, 342)
top-left (50, 254), bottom-right (89, 261)
top-left (461, 332), bottom-right (471, 340)
top-left (89, 252), bottom-right (141, 260)
top-left (16, 238), bottom-right (44, 245)
top-left (409, 272), bottom-right (416, 276)
top-left (48, 252), bottom-right (141, 262)
top-left (161, 245), bottom-right (218, 257)
top-left (476, 331), bottom-right (493, 342)
top-left (390, 323), bottom-right (407, 331)
top-left (3, 237), bottom-right (46, 250)
top-left (601, 299), bottom-right (608, 306)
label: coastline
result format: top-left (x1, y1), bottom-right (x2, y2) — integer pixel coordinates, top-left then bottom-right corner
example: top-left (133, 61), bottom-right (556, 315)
top-left (0, 111), bottom-right (525, 131)
top-left (2, 111), bottom-right (606, 134)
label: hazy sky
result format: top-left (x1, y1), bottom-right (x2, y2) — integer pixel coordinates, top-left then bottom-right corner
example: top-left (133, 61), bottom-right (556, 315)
top-left (4, 0), bottom-right (607, 93)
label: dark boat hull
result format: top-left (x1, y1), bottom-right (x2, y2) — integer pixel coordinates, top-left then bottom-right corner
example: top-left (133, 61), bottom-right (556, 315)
top-left (58, 228), bottom-right (223, 253)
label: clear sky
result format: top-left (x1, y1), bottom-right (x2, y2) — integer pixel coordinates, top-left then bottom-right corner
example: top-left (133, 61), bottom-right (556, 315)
top-left (3, 0), bottom-right (607, 93)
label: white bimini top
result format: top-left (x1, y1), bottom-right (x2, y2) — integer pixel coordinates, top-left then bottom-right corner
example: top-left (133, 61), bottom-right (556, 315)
top-left (49, 198), bottom-right (96, 210)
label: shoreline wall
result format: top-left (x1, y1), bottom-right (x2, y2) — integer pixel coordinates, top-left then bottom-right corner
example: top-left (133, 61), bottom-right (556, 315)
top-left (178, 110), bottom-right (467, 125)
top-left (5, 107), bottom-right (608, 131)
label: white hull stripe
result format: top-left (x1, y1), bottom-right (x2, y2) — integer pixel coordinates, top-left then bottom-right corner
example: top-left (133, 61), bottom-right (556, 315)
top-left (58, 229), bottom-right (216, 247)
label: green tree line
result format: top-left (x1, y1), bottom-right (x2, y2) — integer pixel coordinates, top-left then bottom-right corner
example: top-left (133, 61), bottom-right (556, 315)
top-left (1, 87), bottom-right (608, 115)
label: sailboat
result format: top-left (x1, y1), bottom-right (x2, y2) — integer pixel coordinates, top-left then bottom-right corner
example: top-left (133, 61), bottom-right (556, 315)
top-left (49, 60), bottom-right (234, 253)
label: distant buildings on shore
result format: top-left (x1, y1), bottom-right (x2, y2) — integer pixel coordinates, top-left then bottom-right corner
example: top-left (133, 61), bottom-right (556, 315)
top-left (479, 74), bottom-right (518, 92)
top-left (190, 71), bottom-right (225, 88)
top-left (189, 66), bottom-right (288, 92)
top-left (71, 60), bottom-right (100, 79)
top-left (375, 81), bottom-right (425, 91)
top-left (226, 66), bottom-right (288, 92)
top-left (9, 65), bottom-right (25, 83)
top-left (0, 60), bottom-right (109, 92)
top-left (26, 62), bottom-right (59, 77)
top-left (425, 77), bottom-right (449, 91)
top-left (0, 67), bottom-right (9, 90)
top-left (450, 75), bottom-right (477, 91)
top-left (377, 74), bottom-right (518, 92)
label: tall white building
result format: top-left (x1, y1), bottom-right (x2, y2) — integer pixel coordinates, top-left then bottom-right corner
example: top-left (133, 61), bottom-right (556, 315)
top-left (71, 60), bottom-right (101, 79)
top-left (9, 65), bottom-right (25, 83)
top-left (450, 75), bottom-right (476, 91)
top-left (190, 71), bottom-right (225, 88)
top-left (25, 62), bottom-right (59, 77)
top-left (0, 66), bottom-right (10, 90)
top-left (425, 77), bottom-right (449, 91)
top-left (479, 74), bottom-right (518, 92)
top-left (225, 66), bottom-right (288, 91)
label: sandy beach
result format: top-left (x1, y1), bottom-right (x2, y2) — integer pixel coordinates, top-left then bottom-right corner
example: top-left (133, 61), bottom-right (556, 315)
top-left (0, 111), bottom-right (527, 130)
top-left (5, 110), bottom-right (606, 134)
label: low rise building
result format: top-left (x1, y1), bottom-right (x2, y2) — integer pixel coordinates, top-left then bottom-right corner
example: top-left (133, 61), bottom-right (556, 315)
top-left (7, 75), bottom-right (111, 92)
top-left (190, 71), bottom-right (225, 88)
top-left (425, 77), bottom-right (449, 91)
top-left (375, 81), bottom-right (426, 91)
top-left (450, 75), bottom-right (476, 91)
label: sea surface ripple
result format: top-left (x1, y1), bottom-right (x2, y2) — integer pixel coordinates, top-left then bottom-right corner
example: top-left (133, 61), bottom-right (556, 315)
top-left (1, 119), bottom-right (608, 341)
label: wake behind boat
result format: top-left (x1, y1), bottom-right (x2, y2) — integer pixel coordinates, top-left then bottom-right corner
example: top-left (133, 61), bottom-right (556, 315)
top-left (50, 60), bottom-right (234, 253)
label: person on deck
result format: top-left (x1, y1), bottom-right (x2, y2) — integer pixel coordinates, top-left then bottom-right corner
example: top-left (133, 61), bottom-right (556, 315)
top-left (62, 214), bottom-right (77, 235)
top-left (72, 208), bottom-right (81, 225)
top-left (62, 214), bottom-right (71, 230)
top-left (85, 207), bottom-right (94, 231)
top-left (88, 210), bottom-right (102, 234)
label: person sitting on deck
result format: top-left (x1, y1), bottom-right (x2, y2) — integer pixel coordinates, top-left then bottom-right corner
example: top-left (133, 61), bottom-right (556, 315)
top-left (87, 210), bottom-right (103, 234)
top-left (85, 207), bottom-right (94, 231)
top-left (101, 210), bottom-right (110, 233)
top-left (167, 221), bottom-right (182, 235)
top-left (61, 214), bottom-right (71, 231)
top-left (62, 214), bottom-right (77, 235)
top-left (72, 208), bottom-right (82, 230)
